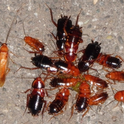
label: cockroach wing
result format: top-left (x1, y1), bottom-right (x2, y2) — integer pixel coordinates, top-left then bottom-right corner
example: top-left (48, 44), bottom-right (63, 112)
top-left (0, 44), bottom-right (9, 87)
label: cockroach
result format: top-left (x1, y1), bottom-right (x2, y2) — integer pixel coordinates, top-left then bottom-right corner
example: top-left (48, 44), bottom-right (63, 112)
top-left (24, 36), bottom-right (45, 54)
top-left (21, 21), bottom-right (45, 54)
top-left (88, 92), bottom-right (108, 105)
top-left (78, 40), bottom-right (101, 72)
top-left (50, 77), bottom-right (79, 88)
top-left (57, 15), bottom-right (72, 41)
top-left (0, 7), bottom-right (22, 87)
top-left (64, 9), bottom-right (83, 62)
top-left (46, 4), bottom-right (72, 55)
top-left (16, 54), bottom-right (58, 75)
top-left (96, 53), bottom-right (122, 69)
top-left (48, 88), bottom-right (70, 116)
top-left (70, 81), bottom-right (91, 119)
top-left (56, 16), bottom-right (72, 55)
top-left (105, 90), bottom-right (124, 111)
top-left (106, 71), bottom-right (124, 82)
top-left (31, 54), bottom-right (57, 73)
top-left (0, 43), bottom-right (9, 87)
top-left (24, 77), bottom-right (47, 116)
top-left (84, 74), bottom-right (108, 89)
top-left (31, 58), bottom-right (68, 74)
top-left (114, 90), bottom-right (124, 103)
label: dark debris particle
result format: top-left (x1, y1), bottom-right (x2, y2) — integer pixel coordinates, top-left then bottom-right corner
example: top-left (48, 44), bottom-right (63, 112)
top-left (120, 0), bottom-right (124, 3)
top-left (0, 113), bottom-right (5, 116)
top-left (21, 105), bottom-right (25, 110)
top-left (102, 27), bottom-right (107, 31)
top-left (2, 87), bottom-right (6, 92)
top-left (87, 24), bottom-right (92, 28)
top-left (98, 121), bottom-right (103, 124)
top-left (92, 29), bottom-right (97, 33)
top-left (16, 94), bottom-right (20, 99)
top-left (104, 15), bottom-right (110, 18)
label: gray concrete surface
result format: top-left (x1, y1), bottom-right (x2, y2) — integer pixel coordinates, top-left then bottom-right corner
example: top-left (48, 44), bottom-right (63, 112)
top-left (0, 0), bottom-right (124, 124)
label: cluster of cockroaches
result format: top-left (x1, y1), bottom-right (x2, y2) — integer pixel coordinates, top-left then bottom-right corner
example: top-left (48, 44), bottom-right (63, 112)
top-left (1, 4), bottom-right (124, 121)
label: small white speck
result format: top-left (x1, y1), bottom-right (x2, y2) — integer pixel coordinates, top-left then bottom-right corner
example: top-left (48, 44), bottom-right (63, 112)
top-left (122, 103), bottom-right (124, 108)
top-left (78, 21), bottom-right (83, 26)
top-left (34, 13), bottom-right (38, 17)
top-left (120, 46), bottom-right (123, 50)
top-left (62, 92), bottom-right (65, 96)
top-left (7, 5), bottom-right (10, 11)
top-left (3, 109), bottom-right (8, 113)
top-left (92, 18), bottom-right (98, 22)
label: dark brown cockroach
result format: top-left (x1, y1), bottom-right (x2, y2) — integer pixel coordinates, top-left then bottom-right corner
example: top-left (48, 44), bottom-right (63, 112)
top-left (24, 77), bottom-right (47, 116)
top-left (78, 40), bottom-right (101, 72)
top-left (46, 4), bottom-right (72, 55)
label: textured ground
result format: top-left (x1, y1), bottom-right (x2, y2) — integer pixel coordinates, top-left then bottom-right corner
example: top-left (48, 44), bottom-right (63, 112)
top-left (0, 0), bottom-right (124, 124)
